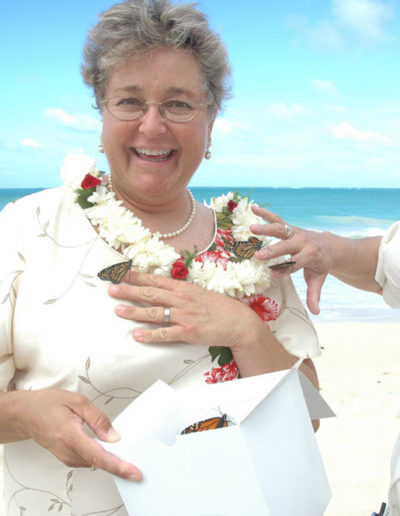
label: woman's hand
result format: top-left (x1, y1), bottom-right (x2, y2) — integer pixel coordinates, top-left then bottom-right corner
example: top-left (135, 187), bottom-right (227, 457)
top-left (0, 389), bottom-right (142, 481)
top-left (250, 205), bottom-right (382, 313)
top-left (250, 205), bottom-right (333, 315)
top-left (108, 270), bottom-right (263, 353)
top-left (108, 270), bottom-right (309, 380)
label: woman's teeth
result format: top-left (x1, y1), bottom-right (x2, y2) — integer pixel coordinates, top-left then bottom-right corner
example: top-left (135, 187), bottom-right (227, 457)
top-left (135, 148), bottom-right (173, 161)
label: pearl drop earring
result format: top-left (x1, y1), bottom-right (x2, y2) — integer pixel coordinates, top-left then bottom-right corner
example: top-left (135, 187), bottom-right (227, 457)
top-left (98, 142), bottom-right (105, 153)
top-left (205, 141), bottom-right (212, 159)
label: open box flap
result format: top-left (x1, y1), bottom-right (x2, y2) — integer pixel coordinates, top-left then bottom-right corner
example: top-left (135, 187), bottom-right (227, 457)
top-left (72, 366), bottom-right (334, 515)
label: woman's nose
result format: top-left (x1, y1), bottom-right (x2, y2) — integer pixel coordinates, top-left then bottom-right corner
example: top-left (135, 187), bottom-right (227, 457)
top-left (138, 104), bottom-right (168, 138)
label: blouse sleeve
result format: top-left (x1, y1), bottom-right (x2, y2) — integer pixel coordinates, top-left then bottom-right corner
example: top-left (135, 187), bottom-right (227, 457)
top-left (375, 221), bottom-right (400, 308)
top-left (268, 276), bottom-right (320, 359)
top-left (0, 202), bottom-right (21, 389)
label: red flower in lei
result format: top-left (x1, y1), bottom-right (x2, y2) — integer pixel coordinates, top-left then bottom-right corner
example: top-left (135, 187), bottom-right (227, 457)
top-left (204, 360), bottom-right (239, 384)
top-left (240, 294), bottom-right (278, 323)
top-left (227, 200), bottom-right (238, 212)
top-left (215, 228), bottom-right (233, 251)
top-left (195, 250), bottom-right (230, 269)
top-left (171, 259), bottom-right (189, 280)
top-left (81, 174), bottom-right (102, 190)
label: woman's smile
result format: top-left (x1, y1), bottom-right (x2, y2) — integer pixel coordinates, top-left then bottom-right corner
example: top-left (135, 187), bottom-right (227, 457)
top-left (132, 147), bottom-right (176, 163)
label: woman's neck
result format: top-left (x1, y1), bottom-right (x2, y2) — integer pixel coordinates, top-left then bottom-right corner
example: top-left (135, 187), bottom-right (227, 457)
top-left (108, 177), bottom-right (215, 253)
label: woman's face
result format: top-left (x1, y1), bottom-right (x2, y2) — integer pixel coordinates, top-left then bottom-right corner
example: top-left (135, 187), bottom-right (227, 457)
top-left (102, 47), bottom-right (215, 205)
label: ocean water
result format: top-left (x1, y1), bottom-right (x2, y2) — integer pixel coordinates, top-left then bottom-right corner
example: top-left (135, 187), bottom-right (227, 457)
top-left (1, 187), bottom-right (399, 323)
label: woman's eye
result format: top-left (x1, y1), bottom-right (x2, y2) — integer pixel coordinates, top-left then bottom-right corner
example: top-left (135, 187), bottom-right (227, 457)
top-left (117, 97), bottom-right (142, 108)
top-left (165, 100), bottom-right (193, 111)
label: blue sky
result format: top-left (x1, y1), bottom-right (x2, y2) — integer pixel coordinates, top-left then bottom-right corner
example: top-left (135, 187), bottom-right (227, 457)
top-left (1, 0), bottom-right (400, 188)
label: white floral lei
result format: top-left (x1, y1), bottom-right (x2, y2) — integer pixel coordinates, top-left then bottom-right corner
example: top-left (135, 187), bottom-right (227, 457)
top-left (61, 152), bottom-right (272, 299)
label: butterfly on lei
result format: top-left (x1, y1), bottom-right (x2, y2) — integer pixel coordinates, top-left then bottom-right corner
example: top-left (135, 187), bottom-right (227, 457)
top-left (223, 236), bottom-right (264, 260)
top-left (98, 259), bottom-right (132, 284)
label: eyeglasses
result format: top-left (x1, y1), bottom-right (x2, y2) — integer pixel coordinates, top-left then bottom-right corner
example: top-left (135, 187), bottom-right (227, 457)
top-left (102, 96), bottom-right (209, 123)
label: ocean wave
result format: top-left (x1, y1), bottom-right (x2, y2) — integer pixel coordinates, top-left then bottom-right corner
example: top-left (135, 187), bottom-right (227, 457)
top-left (308, 215), bottom-right (396, 237)
top-left (316, 215), bottom-right (395, 228)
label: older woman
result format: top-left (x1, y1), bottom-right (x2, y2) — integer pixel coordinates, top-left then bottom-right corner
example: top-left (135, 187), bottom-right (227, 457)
top-left (0, 1), bottom-right (320, 514)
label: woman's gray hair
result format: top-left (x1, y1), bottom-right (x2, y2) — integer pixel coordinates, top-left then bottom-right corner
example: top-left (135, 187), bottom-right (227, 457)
top-left (81, 0), bottom-right (231, 114)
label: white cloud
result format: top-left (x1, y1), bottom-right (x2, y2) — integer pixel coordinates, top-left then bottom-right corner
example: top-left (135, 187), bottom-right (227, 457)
top-left (288, 0), bottom-right (394, 49)
top-left (332, 0), bottom-right (394, 43)
top-left (266, 103), bottom-right (306, 119)
top-left (330, 122), bottom-right (392, 145)
top-left (20, 138), bottom-right (45, 149)
top-left (287, 15), bottom-right (342, 50)
top-left (214, 118), bottom-right (249, 135)
top-left (44, 108), bottom-right (101, 132)
top-left (312, 79), bottom-right (339, 96)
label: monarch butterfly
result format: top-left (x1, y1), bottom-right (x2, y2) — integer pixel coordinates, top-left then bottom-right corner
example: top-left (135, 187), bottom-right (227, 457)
top-left (223, 236), bottom-right (263, 260)
top-left (97, 259), bottom-right (132, 284)
top-left (180, 414), bottom-right (229, 435)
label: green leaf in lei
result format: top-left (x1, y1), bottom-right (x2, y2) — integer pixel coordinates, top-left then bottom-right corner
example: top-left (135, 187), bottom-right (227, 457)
top-left (215, 210), bottom-right (233, 230)
top-left (208, 346), bottom-right (234, 367)
top-left (180, 247), bottom-right (198, 268)
top-left (75, 187), bottom-right (97, 208)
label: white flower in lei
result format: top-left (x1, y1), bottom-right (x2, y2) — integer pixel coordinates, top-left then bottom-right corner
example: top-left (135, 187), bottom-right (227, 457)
top-left (231, 198), bottom-right (260, 241)
top-left (61, 152), bottom-right (98, 190)
top-left (63, 153), bottom-right (272, 298)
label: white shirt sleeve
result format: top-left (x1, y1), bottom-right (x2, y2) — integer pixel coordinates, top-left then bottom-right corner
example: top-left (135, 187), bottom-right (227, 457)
top-left (375, 221), bottom-right (400, 308)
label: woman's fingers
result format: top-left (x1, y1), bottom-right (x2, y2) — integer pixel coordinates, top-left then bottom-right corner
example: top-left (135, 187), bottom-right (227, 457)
top-left (21, 390), bottom-right (142, 481)
top-left (69, 420), bottom-right (142, 482)
top-left (69, 398), bottom-right (142, 481)
top-left (254, 239), bottom-right (295, 262)
top-left (109, 272), bottom-right (262, 349)
top-left (251, 205), bottom-right (283, 224)
top-left (251, 221), bottom-right (296, 241)
top-left (304, 270), bottom-right (328, 315)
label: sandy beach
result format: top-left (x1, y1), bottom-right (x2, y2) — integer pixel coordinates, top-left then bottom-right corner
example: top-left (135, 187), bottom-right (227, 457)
top-left (316, 322), bottom-right (400, 516)
top-left (0, 321), bottom-right (399, 516)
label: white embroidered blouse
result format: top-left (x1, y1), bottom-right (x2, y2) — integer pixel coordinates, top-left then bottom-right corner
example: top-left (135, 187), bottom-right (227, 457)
top-left (0, 187), bottom-right (319, 515)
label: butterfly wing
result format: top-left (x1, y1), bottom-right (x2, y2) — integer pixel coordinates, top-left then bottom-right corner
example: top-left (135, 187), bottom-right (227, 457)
top-left (97, 259), bottom-right (132, 284)
top-left (224, 237), bottom-right (263, 260)
top-left (180, 414), bottom-right (228, 435)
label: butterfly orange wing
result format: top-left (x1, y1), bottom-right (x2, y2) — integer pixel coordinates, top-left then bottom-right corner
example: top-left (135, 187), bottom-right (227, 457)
top-left (180, 414), bottom-right (228, 435)
top-left (223, 237), bottom-right (263, 260)
top-left (97, 259), bottom-right (132, 284)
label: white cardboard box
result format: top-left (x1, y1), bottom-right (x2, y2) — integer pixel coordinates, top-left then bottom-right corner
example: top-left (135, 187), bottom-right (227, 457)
top-left (101, 366), bottom-right (335, 516)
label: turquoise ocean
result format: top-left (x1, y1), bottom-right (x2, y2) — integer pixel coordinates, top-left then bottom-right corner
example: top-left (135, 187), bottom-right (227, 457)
top-left (1, 187), bottom-right (399, 323)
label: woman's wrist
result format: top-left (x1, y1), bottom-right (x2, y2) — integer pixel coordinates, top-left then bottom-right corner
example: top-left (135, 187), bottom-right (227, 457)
top-left (0, 390), bottom-right (33, 443)
top-left (231, 322), bottom-right (297, 378)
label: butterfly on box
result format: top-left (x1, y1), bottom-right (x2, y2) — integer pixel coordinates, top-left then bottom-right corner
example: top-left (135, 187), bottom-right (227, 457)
top-left (180, 414), bottom-right (229, 435)
top-left (97, 259), bottom-right (132, 284)
top-left (223, 236), bottom-right (264, 260)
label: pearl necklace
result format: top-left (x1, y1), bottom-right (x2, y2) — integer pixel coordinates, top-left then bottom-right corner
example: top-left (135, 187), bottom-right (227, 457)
top-left (108, 174), bottom-right (196, 239)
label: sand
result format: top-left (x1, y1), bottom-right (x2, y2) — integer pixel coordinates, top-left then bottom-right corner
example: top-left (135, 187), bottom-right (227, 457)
top-left (1, 321), bottom-right (399, 516)
top-left (316, 322), bottom-right (400, 516)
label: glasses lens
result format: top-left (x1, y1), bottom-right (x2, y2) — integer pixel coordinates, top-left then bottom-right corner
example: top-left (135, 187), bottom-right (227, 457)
top-left (107, 97), bottom-right (144, 120)
top-left (162, 100), bottom-right (198, 122)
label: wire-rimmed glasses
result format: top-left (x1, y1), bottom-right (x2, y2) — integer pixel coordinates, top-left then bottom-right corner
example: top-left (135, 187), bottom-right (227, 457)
top-left (102, 96), bottom-right (209, 123)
